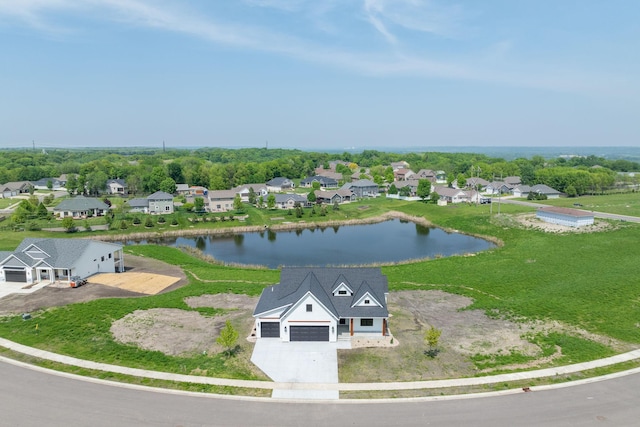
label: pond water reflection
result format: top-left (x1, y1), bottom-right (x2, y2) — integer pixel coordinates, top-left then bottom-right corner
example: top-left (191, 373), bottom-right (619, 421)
top-left (127, 219), bottom-right (495, 269)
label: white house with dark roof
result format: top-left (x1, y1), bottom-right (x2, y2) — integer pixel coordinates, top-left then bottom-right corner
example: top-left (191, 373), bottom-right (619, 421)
top-left (266, 177), bottom-right (295, 192)
top-left (300, 175), bottom-right (339, 189)
top-left (208, 189), bottom-right (236, 212)
top-left (512, 184), bottom-right (561, 199)
top-left (253, 267), bottom-right (389, 342)
top-left (54, 196), bottom-right (110, 218)
top-left (234, 184), bottom-right (268, 202)
top-left (341, 179), bottom-right (378, 198)
top-left (265, 193), bottom-right (310, 209)
top-left (0, 238), bottom-right (124, 285)
top-left (0, 181), bottom-right (32, 198)
top-left (106, 179), bottom-right (127, 195)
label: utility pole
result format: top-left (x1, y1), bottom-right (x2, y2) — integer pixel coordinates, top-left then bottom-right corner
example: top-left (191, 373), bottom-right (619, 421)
top-left (163, 140), bottom-right (166, 153)
top-left (32, 140), bottom-right (35, 152)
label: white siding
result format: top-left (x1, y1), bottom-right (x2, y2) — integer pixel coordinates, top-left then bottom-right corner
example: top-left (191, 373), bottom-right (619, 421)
top-left (281, 294), bottom-right (337, 342)
top-left (352, 317), bottom-right (384, 334)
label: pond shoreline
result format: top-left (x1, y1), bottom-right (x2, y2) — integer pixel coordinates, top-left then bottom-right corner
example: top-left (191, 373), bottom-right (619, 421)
top-left (95, 210), bottom-right (503, 248)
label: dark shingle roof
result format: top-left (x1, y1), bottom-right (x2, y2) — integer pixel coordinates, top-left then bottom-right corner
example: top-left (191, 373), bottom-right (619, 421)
top-left (54, 196), bottom-right (109, 212)
top-left (254, 267), bottom-right (388, 318)
top-left (9, 238), bottom-right (122, 268)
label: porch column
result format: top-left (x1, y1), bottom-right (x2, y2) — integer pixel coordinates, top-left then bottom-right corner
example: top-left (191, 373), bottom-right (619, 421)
top-left (350, 318), bottom-right (353, 336)
top-left (382, 318), bottom-right (387, 336)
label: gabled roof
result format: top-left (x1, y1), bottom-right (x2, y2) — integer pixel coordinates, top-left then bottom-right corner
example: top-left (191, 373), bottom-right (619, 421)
top-left (147, 191), bottom-right (174, 200)
top-left (347, 179), bottom-right (377, 188)
top-left (126, 198), bottom-right (149, 208)
top-left (266, 177), bottom-right (293, 186)
top-left (107, 179), bottom-right (126, 186)
top-left (254, 267), bottom-right (388, 319)
top-left (301, 175), bottom-right (338, 186)
top-left (208, 189), bottom-right (237, 200)
top-left (1, 238), bottom-right (122, 269)
top-left (54, 196), bottom-right (109, 212)
top-left (273, 193), bottom-right (307, 203)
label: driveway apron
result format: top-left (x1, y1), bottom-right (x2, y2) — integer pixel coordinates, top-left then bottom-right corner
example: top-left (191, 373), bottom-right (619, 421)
top-left (251, 339), bottom-right (342, 400)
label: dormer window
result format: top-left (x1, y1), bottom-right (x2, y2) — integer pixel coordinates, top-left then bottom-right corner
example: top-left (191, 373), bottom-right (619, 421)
top-left (338, 290), bottom-right (347, 295)
top-left (306, 304), bottom-right (312, 312)
top-left (364, 299), bottom-right (370, 304)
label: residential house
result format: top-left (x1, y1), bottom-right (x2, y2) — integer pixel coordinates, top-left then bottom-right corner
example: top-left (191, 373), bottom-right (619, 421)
top-left (106, 179), bottom-right (127, 196)
top-left (268, 194), bottom-right (310, 209)
top-left (465, 177), bottom-right (490, 191)
top-left (300, 176), bottom-right (339, 189)
top-left (315, 170), bottom-right (343, 183)
top-left (512, 184), bottom-right (561, 199)
top-left (235, 184), bottom-right (268, 202)
top-left (253, 267), bottom-right (389, 342)
top-left (314, 189), bottom-right (355, 205)
top-left (266, 177), bottom-right (295, 192)
top-left (485, 181), bottom-right (513, 195)
top-left (53, 196), bottom-right (109, 218)
top-left (31, 177), bottom-right (66, 191)
top-left (393, 168), bottom-right (415, 181)
top-left (415, 169), bottom-right (437, 182)
top-left (341, 179), bottom-right (378, 198)
top-left (0, 238), bottom-right (124, 285)
top-left (433, 186), bottom-right (469, 204)
top-left (390, 161), bottom-right (410, 171)
top-left (0, 181), bottom-right (32, 198)
top-left (504, 176), bottom-right (522, 187)
top-left (126, 198), bottom-right (150, 213)
top-left (175, 184), bottom-right (190, 195)
top-left (208, 189), bottom-right (236, 212)
top-left (394, 179), bottom-right (420, 197)
top-left (536, 206), bottom-right (594, 227)
top-left (147, 191), bottom-right (175, 214)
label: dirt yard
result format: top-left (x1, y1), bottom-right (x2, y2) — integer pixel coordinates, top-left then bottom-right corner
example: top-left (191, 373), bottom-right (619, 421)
top-left (511, 213), bottom-right (614, 233)
top-left (0, 254), bottom-right (187, 316)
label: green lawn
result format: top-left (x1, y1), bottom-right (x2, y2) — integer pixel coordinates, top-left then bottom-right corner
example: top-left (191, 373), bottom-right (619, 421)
top-left (517, 192), bottom-right (640, 217)
top-left (1, 196), bottom-right (639, 378)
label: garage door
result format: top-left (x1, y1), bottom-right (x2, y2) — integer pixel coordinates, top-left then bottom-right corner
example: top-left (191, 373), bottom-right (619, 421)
top-left (290, 326), bottom-right (330, 342)
top-left (260, 322), bottom-right (280, 338)
top-left (4, 269), bottom-right (27, 283)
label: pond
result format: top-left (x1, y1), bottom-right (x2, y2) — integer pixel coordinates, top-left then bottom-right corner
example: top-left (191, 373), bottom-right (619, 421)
top-left (126, 219), bottom-right (495, 268)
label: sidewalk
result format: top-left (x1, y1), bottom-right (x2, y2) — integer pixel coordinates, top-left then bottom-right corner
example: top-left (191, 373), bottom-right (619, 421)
top-left (1, 337), bottom-right (639, 396)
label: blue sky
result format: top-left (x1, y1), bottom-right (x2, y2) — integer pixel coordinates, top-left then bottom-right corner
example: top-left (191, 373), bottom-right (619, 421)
top-left (1, 0), bottom-right (638, 150)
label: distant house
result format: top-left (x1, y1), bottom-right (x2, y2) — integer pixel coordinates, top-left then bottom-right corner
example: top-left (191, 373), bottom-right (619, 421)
top-left (235, 184), bottom-right (268, 202)
top-left (54, 196), bottom-right (109, 218)
top-left (465, 177), bottom-right (490, 190)
top-left (0, 238), bottom-right (124, 285)
top-left (300, 176), bottom-right (339, 189)
top-left (147, 191), bottom-right (174, 214)
top-left (31, 177), bottom-right (66, 191)
top-left (485, 181), bottom-right (513, 195)
top-left (266, 177), bottom-right (295, 192)
top-left (175, 184), bottom-right (190, 195)
top-left (341, 179), bottom-right (378, 198)
top-left (208, 189), bottom-right (236, 212)
top-left (433, 186), bottom-right (469, 204)
top-left (126, 198), bottom-right (150, 213)
top-left (394, 179), bottom-right (420, 197)
top-left (268, 194), bottom-right (310, 210)
top-left (189, 186), bottom-right (208, 197)
top-left (393, 168), bottom-right (415, 181)
top-left (512, 184), bottom-right (561, 199)
top-left (314, 189), bottom-right (355, 205)
top-left (106, 179), bottom-right (127, 195)
top-left (315, 170), bottom-right (343, 183)
top-left (0, 181), bottom-right (32, 198)
top-left (536, 206), bottom-right (594, 227)
top-left (504, 176), bottom-right (522, 187)
top-left (391, 161), bottom-right (410, 171)
top-left (415, 169), bottom-right (437, 182)
top-left (253, 267), bottom-right (389, 342)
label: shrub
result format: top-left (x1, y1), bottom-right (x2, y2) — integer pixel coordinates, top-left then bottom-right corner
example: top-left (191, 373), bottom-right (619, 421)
top-left (157, 216), bottom-right (166, 224)
top-left (145, 217), bottom-right (154, 227)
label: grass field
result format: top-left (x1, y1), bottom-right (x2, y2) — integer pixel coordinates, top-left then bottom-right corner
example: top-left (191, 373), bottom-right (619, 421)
top-left (0, 196), bottom-right (639, 380)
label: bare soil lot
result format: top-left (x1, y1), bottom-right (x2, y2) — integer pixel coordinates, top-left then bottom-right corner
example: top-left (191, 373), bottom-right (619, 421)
top-left (0, 255), bottom-right (187, 316)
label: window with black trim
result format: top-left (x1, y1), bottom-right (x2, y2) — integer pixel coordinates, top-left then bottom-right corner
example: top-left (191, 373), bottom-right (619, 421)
top-left (306, 304), bottom-right (312, 312)
top-left (360, 318), bottom-right (373, 327)
top-left (338, 290), bottom-right (347, 295)
top-left (364, 299), bottom-right (370, 304)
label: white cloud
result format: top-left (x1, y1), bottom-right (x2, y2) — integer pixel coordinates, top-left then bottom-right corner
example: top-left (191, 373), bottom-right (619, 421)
top-left (0, 0), bottom-right (628, 97)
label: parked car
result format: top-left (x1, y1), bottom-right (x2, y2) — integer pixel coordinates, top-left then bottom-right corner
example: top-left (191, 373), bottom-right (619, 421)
top-left (70, 275), bottom-right (87, 288)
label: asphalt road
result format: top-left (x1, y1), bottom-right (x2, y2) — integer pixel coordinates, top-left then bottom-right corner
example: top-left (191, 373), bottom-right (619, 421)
top-left (2, 360), bottom-right (639, 427)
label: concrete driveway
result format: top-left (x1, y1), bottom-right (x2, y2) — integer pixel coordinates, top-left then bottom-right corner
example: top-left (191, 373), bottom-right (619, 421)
top-left (251, 339), bottom-right (346, 400)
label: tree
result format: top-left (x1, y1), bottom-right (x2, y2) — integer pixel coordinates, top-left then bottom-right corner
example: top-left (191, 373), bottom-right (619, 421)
top-left (86, 170), bottom-right (108, 196)
top-left (167, 161), bottom-right (184, 183)
top-left (194, 196), bottom-right (205, 213)
top-left (216, 320), bottom-right (239, 356)
top-left (417, 179), bottom-right (431, 202)
top-left (233, 194), bottom-right (243, 212)
top-left (430, 190), bottom-right (440, 204)
top-left (145, 217), bottom-right (154, 228)
top-left (36, 202), bottom-right (49, 219)
top-left (565, 185), bottom-right (577, 198)
top-left (307, 191), bottom-right (317, 204)
top-left (62, 217), bottom-right (76, 233)
top-left (424, 326), bottom-right (442, 357)
top-left (388, 184), bottom-right (398, 195)
top-left (266, 194), bottom-right (276, 210)
top-left (248, 187), bottom-right (257, 205)
top-left (66, 174), bottom-right (78, 196)
top-left (399, 185), bottom-right (411, 197)
top-left (159, 177), bottom-right (176, 195)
